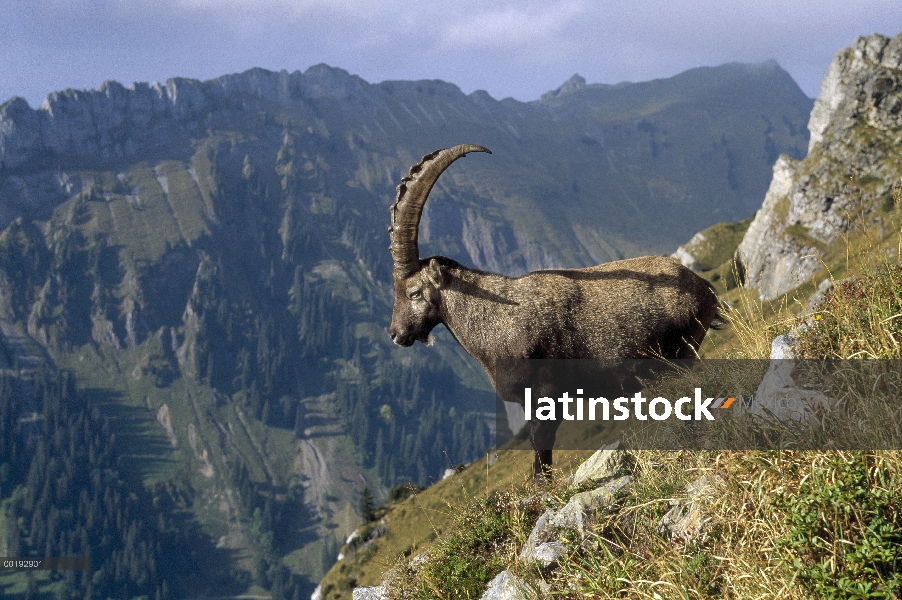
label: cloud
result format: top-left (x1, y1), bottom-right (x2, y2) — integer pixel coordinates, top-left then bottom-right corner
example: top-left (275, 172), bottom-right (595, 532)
top-left (439, 0), bottom-right (586, 50)
top-left (1, 0), bottom-right (900, 106)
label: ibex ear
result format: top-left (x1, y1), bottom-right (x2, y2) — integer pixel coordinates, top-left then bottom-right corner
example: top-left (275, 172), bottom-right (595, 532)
top-left (426, 258), bottom-right (445, 289)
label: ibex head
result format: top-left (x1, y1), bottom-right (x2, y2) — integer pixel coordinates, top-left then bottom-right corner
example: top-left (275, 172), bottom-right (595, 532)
top-left (388, 144), bottom-right (491, 346)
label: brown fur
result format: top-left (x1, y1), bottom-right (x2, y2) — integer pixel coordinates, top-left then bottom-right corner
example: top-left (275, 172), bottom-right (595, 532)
top-left (388, 146), bottom-right (720, 481)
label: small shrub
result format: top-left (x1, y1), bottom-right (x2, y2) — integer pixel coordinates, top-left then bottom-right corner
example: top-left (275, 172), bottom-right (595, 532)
top-left (796, 265), bottom-right (902, 359)
top-left (394, 491), bottom-right (538, 600)
top-left (387, 483), bottom-right (424, 503)
top-left (772, 452), bottom-right (902, 599)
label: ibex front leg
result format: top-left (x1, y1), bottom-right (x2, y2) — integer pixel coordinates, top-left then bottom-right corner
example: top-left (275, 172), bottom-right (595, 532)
top-left (529, 417), bottom-right (562, 484)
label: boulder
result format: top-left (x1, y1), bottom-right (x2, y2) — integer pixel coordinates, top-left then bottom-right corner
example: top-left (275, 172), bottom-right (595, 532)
top-left (745, 337), bottom-right (832, 423)
top-left (520, 476), bottom-right (630, 566)
top-left (658, 475), bottom-right (724, 543)
top-left (570, 441), bottom-right (626, 486)
top-left (479, 570), bottom-right (545, 600)
top-left (352, 584), bottom-right (386, 600)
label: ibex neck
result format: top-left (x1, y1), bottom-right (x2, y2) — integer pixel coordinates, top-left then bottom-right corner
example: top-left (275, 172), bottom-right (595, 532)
top-left (438, 264), bottom-right (519, 378)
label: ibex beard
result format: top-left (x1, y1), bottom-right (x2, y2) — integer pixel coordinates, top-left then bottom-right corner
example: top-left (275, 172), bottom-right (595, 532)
top-left (388, 144), bottom-right (721, 483)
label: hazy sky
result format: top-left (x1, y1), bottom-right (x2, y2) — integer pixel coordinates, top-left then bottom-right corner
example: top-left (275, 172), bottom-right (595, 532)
top-left (1, 1), bottom-right (899, 108)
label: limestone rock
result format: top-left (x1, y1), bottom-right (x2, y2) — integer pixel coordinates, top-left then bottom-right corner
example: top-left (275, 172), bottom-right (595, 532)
top-left (156, 404), bottom-right (178, 448)
top-left (809, 33), bottom-right (902, 151)
top-left (518, 510), bottom-right (567, 566)
top-left (671, 245), bottom-right (702, 272)
top-left (658, 475), bottom-right (724, 543)
top-left (738, 32), bottom-right (902, 301)
top-left (570, 441), bottom-right (626, 486)
top-left (520, 476), bottom-right (630, 566)
top-left (737, 156), bottom-right (823, 300)
top-left (352, 584), bottom-right (386, 600)
top-left (0, 98), bottom-right (43, 170)
top-left (769, 334), bottom-right (797, 359)
top-left (0, 64), bottom-right (368, 173)
top-left (90, 313), bottom-right (122, 350)
top-left (186, 423), bottom-right (215, 478)
top-left (751, 360), bottom-right (833, 422)
top-left (339, 523), bottom-right (387, 562)
top-left (737, 338), bottom-right (835, 423)
top-left (480, 570), bottom-right (548, 600)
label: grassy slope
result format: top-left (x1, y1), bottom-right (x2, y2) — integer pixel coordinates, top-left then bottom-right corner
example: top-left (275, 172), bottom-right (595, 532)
top-left (316, 448), bottom-right (604, 597)
top-left (316, 189), bottom-right (902, 599)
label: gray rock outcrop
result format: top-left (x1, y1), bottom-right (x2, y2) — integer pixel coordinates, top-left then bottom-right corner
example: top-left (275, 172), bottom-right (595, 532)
top-left (480, 570), bottom-right (549, 600)
top-left (769, 334), bottom-right (797, 360)
top-left (351, 584), bottom-right (386, 600)
top-left (519, 475), bottom-right (630, 566)
top-left (671, 243), bottom-right (702, 272)
top-left (0, 65), bottom-right (368, 171)
top-left (658, 475), bottom-right (724, 544)
top-left (569, 441), bottom-right (626, 486)
top-left (738, 32), bottom-right (902, 300)
top-left (740, 335), bottom-right (834, 424)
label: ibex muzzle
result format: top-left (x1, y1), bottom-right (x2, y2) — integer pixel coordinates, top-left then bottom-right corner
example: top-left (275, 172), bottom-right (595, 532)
top-left (388, 145), bottom-right (720, 482)
top-left (388, 258), bottom-right (443, 347)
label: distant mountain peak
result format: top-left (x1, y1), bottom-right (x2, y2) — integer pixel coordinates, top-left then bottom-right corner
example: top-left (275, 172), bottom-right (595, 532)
top-left (540, 74), bottom-right (587, 101)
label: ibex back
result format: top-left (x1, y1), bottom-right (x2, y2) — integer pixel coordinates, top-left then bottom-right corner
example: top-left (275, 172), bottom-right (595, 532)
top-left (388, 145), bottom-right (720, 481)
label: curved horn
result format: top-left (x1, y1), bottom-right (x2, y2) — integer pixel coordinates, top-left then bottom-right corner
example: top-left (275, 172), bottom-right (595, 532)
top-left (388, 144), bottom-right (491, 278)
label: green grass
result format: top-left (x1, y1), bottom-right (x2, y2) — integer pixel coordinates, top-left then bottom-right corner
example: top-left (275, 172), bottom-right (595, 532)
top-left (681, 216), bottom-right (754, 273)
top-left (357, 446), bottom-right (902, 599)
top-left (154, 160), bottom-right (211, 243)
top-left (795, 265), bottom-right (902, 359)
top-left (45, 162), bottom-right (207, 265)
top-left (392, 491), bottom-right (534, 600)
top-left (115, 163), bottom-right (184, 260)
top-left (773, 452), bottom-right (902, 599)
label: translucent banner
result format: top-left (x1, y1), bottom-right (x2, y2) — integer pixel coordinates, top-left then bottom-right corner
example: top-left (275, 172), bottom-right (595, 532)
top-left (495, 359), bottom-right (902, 450)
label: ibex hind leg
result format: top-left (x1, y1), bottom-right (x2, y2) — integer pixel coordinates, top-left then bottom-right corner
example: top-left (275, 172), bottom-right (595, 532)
top-left (533, 449), bottom-right (553, 485)
top-left (529, 418), bottom-right (562, 485)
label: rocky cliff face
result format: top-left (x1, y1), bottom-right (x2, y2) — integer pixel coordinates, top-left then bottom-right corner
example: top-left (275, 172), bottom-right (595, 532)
top-left (0, 66), bottom-right (372, 171)
top-left (738, 32), bottom-right (902, 300)
top-left (1, 60), bottom-right (812, 265)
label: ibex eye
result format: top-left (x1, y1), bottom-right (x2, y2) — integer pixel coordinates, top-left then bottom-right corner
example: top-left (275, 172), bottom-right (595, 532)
top-left (409, 290), bottom-right (422, 300)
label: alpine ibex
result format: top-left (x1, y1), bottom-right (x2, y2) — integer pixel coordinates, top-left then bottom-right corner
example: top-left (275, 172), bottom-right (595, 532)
top-left (388, 144), bottom-right (720, 480)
